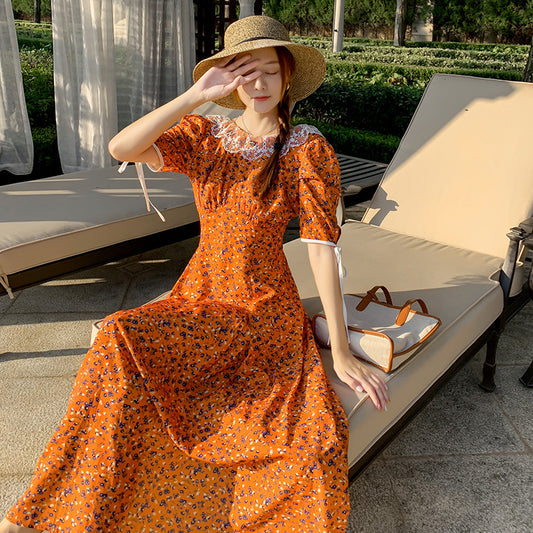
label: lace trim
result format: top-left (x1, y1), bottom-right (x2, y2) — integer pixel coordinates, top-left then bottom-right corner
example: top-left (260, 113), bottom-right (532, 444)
top-left (207, 115), bottom-right (323, 161)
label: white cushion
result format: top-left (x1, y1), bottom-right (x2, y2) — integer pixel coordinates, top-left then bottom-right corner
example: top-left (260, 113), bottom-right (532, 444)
top-left (0, 165), bottom-right (197, 277)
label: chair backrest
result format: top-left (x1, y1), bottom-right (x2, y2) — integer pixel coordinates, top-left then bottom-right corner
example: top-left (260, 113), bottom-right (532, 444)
top-left (362, 74), bottom-right (533, 259)
top-left (194, 101), bottom-right (241, 119)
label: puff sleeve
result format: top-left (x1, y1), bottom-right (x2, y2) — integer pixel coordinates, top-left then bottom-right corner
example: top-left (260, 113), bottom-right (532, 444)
top-left (298, 135), bottom-right (342, 245)
top-left (151, 114), bottom-right (212, 177)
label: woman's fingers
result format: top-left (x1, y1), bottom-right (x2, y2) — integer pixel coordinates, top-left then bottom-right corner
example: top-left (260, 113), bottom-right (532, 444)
top-left (350, 369), bottom-right (389, 410)
top-left (370, 374), bottom-right (388, 397)
top-left (199, 56), bottom-right (261, 98)
top-left (359, 378), bottom-right (385, 410)
top-left (219, 76), bottom-right (243, 95)
top-left (220, 53), bottom-right (246, 69)
top-left (333, 355), bottom-right (390, 410)
top-left (240, 69), bottom-right (262, 83)
top-left (221, 54), bottom-right (260, 75)
top-left (367, 375), bottom-right (389, 408)
top-left (213, 68), bottom-right (260, 98)
top-left (231, 62), bottom-right (261, 80)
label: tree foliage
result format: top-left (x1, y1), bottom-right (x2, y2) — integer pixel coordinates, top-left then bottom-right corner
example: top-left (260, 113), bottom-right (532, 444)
top-left (264, 0), bottom-right (403, 36)
top-left (265, 0), bottom-right (533, 43)
top-left (433, 0), bottom-right (533, 43)
top-left (11, 0), bottom-right (51, 20)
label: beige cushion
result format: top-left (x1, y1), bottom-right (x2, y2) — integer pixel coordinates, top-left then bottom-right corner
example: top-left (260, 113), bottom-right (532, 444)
top-left (0, 165), bottom-right (197, 277)
top-left (285, 220), bottom-right (504, 468)
top-left (363, 74), bottom-right (533, 259)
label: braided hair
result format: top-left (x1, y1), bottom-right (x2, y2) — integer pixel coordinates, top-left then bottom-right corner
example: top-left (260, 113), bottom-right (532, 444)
top-left (254, 47), bottom-right (296, 198)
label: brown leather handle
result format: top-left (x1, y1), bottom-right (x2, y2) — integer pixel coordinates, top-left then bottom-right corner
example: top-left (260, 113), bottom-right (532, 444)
top-left (356, 285), bottom-right (393, 311)
top-left (396, 298), bottom-right (429, 326)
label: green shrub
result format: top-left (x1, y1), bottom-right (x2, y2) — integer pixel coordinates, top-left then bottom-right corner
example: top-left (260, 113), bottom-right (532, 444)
top-left (293, 118), bottom-right (399, 163)
top-left (295, 81), bottom-right (423, 137)
top-left (293, 36), bottom-right (526, 89)
top-left (19, 48), bottom-right (54, 128)
top-left (31, 126), bottom-right (61, 178)
top-left (14, 24), bottom-right (57, 178)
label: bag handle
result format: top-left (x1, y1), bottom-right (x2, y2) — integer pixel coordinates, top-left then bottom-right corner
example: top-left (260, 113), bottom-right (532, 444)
top-left (356, 285), bottom-right (393, 311)
top-left (395, 298), bottom-right (429, 326)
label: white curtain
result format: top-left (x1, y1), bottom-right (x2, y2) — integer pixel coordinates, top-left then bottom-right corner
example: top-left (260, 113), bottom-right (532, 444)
top-left (0, 0), bottom-right (34, 175)
top-left (52, 0), bottom-right (195, 173)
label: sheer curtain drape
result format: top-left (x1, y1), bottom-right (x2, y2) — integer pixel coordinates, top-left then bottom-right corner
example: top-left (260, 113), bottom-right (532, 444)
top-left (52, 0), bottom-right (195, 173)
top-left (0, 0), bottom-right (34, 175)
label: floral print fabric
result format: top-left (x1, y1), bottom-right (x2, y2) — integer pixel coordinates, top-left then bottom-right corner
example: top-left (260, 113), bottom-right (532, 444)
top-left (8, 115), bottom-right (349, 532)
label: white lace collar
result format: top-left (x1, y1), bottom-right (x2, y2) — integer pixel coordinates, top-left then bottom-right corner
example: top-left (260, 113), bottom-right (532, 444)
top-left (207, 115), bottom-right (323, 161)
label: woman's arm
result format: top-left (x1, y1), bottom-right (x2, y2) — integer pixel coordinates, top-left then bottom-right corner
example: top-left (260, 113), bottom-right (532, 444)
top-left (307, 242), bottom-right (389, 410)
top-left (108, 54), bottom-right (262, 165)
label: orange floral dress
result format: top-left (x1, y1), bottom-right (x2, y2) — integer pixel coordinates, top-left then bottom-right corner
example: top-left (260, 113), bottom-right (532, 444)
top-left (7, 115), bottom-right (350, 532)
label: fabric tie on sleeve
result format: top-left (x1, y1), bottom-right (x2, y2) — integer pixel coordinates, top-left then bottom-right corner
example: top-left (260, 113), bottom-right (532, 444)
top-left (118, 161), bottom-right (166, 222)
top-left (301, 238), bottom-right (348, 339)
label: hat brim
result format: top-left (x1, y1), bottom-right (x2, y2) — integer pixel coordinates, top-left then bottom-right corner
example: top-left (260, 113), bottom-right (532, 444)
top-left (193, 40), bottom-right (325, 110)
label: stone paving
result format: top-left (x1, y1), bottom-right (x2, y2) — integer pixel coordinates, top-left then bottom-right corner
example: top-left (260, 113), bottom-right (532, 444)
top-left (0, 207), bottom-right (531, 532)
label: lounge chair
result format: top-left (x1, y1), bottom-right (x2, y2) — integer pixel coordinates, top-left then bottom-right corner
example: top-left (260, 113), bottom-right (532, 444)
top-left (284, 73), bottom-right (533, 476)
top-left (0, 165), bottom-right (199, 298)
top-left (89, 74), bottom-right (532, 477)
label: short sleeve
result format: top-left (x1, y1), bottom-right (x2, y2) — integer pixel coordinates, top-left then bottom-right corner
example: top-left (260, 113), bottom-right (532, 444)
top-left (298, 136), bottom-right (341, 245)
top-left (152, 114), bottom-right (212, 176)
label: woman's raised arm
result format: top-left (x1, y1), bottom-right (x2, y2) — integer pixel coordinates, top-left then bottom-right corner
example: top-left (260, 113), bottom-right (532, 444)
top-left (108, 90), bottom-right (203, 166)
top-left (108, 54), bottom-right (262, 165)
top-left (307, 242), bottom-right (389, 411)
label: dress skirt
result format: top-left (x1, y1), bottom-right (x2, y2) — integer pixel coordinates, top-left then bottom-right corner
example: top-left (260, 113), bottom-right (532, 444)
top-left (6, 296), bottom-right (350, 532)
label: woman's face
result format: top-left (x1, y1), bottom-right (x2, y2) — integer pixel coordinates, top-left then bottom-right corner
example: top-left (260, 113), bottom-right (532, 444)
top-left (235, 47), bottom-right (283, 114)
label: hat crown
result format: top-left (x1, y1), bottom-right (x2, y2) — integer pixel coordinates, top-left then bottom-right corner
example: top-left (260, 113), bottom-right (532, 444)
top-left (224, 16), bottom-right (290, 48)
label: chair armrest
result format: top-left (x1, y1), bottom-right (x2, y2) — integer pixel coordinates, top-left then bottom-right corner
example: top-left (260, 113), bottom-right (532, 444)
top-left (338, 185), bottom-right (364, 225)
top-left (499, 219), bottom-right (533, 298)
top-left (522, 234), bottom-right (533, 296)
top-left (341, 184), bottom-right (363, 197)
top-left (518, 217), bottom-right (533, 234)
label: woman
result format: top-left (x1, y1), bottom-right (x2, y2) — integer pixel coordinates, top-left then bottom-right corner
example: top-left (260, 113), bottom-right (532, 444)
top-left (2, 15), bottom-right (388, 532)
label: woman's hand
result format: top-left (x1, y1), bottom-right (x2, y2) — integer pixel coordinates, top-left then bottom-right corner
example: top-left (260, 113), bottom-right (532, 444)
top-left (192, 54), bottom-right (261, 104)
top-left (108, 54), bottom-right (262, 163)
top-left (332, 347), bottom-right (389, 411)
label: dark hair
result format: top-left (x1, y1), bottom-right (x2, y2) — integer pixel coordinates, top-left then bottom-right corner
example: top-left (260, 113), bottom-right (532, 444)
top-left (254, 47), bottom-right (295, 198)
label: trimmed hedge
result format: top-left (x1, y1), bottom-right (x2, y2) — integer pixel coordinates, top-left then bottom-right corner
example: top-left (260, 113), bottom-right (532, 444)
top-left (12, 25), bottom-right (527, 178)
top-left (295, 81), bottom-right (423, 138)
top-left (295, 36), bottom-right (527, 87)
top-left (325, 60), bottom-right (523, 88)
top-left (293, 118), bottom-right (399, 163)
top-left (294, 36), bottom-right (530, 53)
top-left (15, 21), bottom-right (52, 50)
top-left (322, 49), bottom-right (525, 71)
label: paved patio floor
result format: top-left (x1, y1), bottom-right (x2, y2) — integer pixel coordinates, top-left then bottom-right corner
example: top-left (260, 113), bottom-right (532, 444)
top-left (1, 208), bottom-right (531, 532)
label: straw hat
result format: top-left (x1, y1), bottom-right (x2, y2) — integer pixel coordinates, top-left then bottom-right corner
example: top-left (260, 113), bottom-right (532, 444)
top-left (193, 16), bottom-right (326, 109)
